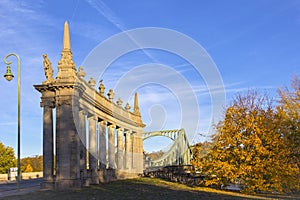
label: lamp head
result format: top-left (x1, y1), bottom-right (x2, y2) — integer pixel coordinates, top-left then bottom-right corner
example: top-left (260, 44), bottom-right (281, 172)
top-left (4, 65), bottom-right (14, 81)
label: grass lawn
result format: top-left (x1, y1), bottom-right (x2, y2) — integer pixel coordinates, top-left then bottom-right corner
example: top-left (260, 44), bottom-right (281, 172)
top-left (0, 177), bottom-right (299, 200)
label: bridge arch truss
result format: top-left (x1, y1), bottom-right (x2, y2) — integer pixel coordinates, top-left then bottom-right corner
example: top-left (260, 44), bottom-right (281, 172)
top-left (143, 129), bottom-right (192, 168)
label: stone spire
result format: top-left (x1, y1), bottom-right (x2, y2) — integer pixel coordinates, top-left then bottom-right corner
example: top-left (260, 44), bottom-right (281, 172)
top-left (63, 21), bottom-right (71, 51)
top-left (56, 21), bottom-right (76, 82)
top-left (133, 92), bottom-right (140, 116)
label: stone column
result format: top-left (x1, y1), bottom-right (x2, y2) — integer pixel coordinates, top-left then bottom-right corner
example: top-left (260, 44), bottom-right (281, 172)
top-left (41, 101), bottom-right (54, 189)
top-left (78, 110), bottom-right (87, 182)
top-left (137, 130), bottom-right (144, 173)
top-left (99, 120), bottom-right (107, 169)
top-left (124, 130), bottom-right (132, 170)
top-left (88, 115), bottom-right (98, 184)
top-left (55, 96), bottom-right (81, 189)
top-left (131, 131), bottom-right (143, 173)
top-left (131, 132), bottom-right (136, 171)
top-left (116, 128), bottom-right (124, 169)
top-left (108, 124), bottom-right (116, 169)
top-left (131, 131), bottom-right (142, 174)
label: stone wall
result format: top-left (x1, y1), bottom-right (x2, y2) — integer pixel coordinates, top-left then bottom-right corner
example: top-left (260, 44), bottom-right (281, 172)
top-left (0, 172), bottom-right (43, 181)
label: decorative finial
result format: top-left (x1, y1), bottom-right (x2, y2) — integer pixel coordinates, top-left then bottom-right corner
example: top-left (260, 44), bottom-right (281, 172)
top-left (125, 103), bottom-right (131, 111)
top-left (107, 89), bottom-right (114, 101)
top-left (63, 21), bottom-right (71, 51)
top-left (133, 92), bottom-right (141, 115)
top-left (88, 77), bottom-right (96, 87)
top-left (77, 66), bottom-right (86, 78)
top-left (116, 98), bottom-right (123, 106)
top-left (99, 80), bottom-right (105, 96)
top-left (42, 54), bottom-right (54, 84)
top-left (56, 21), bottom-right (76, 81)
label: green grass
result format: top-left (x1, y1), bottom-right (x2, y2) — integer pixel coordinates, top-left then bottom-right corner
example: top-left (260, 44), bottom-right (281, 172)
top-left (1, 177), bottom-right (299, 200)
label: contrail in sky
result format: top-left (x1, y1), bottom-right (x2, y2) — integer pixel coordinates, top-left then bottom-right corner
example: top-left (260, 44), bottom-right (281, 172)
top-left (85, 0), bottom-right (159, 63)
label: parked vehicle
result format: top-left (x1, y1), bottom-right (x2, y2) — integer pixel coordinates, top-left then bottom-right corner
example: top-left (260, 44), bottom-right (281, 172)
top-left (8, 167), bottom-right (18, 181)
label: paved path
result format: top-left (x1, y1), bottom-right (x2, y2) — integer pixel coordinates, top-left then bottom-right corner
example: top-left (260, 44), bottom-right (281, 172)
top-left (0, 178), bottom-right (42, 198)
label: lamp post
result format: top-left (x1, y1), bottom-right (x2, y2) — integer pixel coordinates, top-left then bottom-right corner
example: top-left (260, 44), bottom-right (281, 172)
top-left (3, 53), bottom-right (21, 192)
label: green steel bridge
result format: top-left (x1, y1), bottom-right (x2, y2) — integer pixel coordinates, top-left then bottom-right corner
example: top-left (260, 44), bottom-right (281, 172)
top-left (143, 129), bottom-right (192, 168)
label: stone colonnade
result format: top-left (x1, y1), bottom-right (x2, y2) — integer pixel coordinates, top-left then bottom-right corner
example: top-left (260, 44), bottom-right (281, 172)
top-left (34, 21), bottom-right (144, 190)
top-left (38, 102), bottom-right (143, 188)
top-left (79, 113), bottom-right (144, 184)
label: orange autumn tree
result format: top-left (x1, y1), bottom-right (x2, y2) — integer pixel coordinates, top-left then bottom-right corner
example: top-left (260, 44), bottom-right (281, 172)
top-left (277, 76), bottom-right (300, 189)
top-left (197, 91), bottom-right (299, 193)
top-left (191, 141), bottom-right (213, 175)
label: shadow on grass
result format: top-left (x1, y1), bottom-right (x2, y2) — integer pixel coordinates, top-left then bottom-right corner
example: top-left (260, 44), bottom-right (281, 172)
top-left (0, 178), bottom-right (293, 200)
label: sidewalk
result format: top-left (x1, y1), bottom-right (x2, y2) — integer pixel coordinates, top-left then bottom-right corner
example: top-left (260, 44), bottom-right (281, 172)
top-left (0, 179), bottom-right (42, 198)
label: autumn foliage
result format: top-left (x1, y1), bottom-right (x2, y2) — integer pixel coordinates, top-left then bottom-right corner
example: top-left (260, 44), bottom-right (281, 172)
top-left (0, 142), bottom-right (43, 173)
top-left (191, 77), bottom-right (300, 193)
top-left (0, 142), bottom-right (16, 173)
top-left (20, 155), bottom-right (43, 172)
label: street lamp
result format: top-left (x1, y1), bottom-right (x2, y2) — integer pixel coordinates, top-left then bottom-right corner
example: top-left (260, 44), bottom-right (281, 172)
top-left (3, 53), bottom-right (21, 192)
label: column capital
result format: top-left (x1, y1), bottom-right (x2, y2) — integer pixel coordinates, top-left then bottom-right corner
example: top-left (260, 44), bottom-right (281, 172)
top-left (124, 128), bottom-right (131, 132)
top-left (98, 119), bottom-right (105, 123)
top-left (108, 123), bottom-right (116, 129)
top-left (124, 129), bottom-right (133, 135)
top-left (117, 127), bottom-right (124, 132)
top-left (79, 109), bottom-right (88, 116)
top-left (55, 95), bottom-right (72, 106)
top-left (87, 114), bottom-right (97, 120)
top-left (41, 98), bottom-right (55, 108)
top-left (98, 120), bottom-right (107, 126)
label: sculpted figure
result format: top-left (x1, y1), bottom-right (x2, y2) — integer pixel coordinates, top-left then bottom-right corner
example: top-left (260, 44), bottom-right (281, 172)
top-left (43, 54), bottom-right (54, 83)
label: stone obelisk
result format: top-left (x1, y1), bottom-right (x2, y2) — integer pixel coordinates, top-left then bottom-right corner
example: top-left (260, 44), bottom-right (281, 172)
top-left (54, 21), bottom-right (81, 189)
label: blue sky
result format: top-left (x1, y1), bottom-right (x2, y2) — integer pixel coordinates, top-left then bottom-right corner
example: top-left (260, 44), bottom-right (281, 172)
top-left (0, 0), bottom-right (299, 157)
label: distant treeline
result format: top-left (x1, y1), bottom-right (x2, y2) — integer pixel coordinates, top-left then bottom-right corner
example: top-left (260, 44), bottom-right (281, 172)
top-left (0, 142), bottom-right (43, 173)
top-left (145, 150), bottom-right (165, 160)
top-left (21, 155), bottom-right (43, 172)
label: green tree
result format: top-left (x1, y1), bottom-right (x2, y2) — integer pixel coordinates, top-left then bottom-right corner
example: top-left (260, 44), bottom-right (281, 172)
top-left (0, 141), bottom-right (16, 173)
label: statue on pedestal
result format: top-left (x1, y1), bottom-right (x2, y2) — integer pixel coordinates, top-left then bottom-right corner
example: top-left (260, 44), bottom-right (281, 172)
top-left (43, 54), bottom-right (54, 84)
